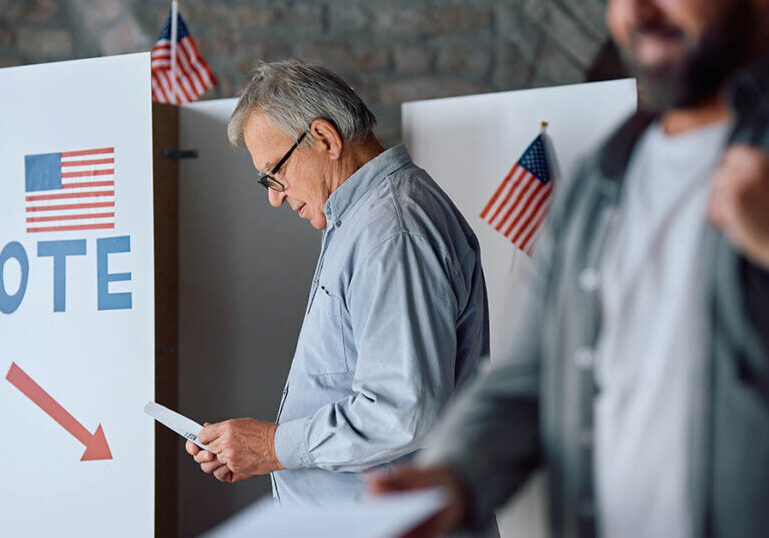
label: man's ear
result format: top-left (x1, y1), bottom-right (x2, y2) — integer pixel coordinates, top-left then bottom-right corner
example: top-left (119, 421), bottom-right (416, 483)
top-left (309, 119), bottom-right (344, 160)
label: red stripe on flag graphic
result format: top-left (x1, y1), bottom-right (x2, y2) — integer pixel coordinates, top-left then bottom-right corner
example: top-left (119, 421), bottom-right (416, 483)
top-left (27, 212), bottom-right (114, 223)
top-left (61, 158), bottom-right (114, 167)
top-left (61, 169), bottom-right (114, 179)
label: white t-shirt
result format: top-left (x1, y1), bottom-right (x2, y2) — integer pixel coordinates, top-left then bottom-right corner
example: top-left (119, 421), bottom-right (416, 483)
top-left (594, 121), bottom-right (729, 538)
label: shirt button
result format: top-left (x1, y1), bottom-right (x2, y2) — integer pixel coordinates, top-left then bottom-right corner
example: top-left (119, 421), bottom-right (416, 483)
top-left (574, 347), bottom-right (595, 370)
top-left (335, 220), bottom-right (342, 228)
top-left (578, 268), bottom-right (601, 292)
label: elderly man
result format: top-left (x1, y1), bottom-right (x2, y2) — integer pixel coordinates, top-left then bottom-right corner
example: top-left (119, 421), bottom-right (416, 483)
top-left (374, 0), bottom-right (769, 537)
top-left (185, 60), bottom-right (489, 505)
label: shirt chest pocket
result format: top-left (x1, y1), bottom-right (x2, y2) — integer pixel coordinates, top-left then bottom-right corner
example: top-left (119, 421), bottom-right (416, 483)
top-left (300, 282), bottom-right (351, 375)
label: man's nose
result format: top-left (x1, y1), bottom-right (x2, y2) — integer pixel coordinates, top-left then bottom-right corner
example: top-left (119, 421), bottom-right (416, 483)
top-left (608, 0), bottom-right (663, 26)
top-left (268, 188), bottom-right (287, 208)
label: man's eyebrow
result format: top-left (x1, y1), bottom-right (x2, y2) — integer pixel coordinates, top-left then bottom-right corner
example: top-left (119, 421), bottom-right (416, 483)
top-left (256, 159), bottom-right (275, 174)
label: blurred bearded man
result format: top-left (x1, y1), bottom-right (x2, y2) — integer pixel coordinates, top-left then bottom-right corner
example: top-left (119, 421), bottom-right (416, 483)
top-left (373, 1), bottom-right (769, 537)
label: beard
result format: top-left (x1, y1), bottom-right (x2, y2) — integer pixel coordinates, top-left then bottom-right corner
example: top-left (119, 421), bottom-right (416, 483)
top-left (620, 1), bottom-right (754, 111)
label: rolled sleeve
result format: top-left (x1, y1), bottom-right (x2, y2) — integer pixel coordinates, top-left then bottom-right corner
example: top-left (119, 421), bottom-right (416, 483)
top-left (274, 417), bottom-right (312, 469)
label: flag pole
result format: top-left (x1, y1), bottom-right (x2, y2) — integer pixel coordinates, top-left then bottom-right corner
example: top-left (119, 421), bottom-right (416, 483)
top-left (540, 120), bottom-right (560, 184)
top-left (170, 0), bottom-right (179, 104)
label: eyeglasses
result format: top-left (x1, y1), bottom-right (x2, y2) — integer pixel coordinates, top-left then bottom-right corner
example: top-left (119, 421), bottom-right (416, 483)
top-left (256, 131), bottom-right (308, 192)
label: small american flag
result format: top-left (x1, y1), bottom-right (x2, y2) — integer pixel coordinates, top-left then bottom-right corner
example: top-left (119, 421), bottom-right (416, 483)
top-left (151, 5), bottom-right (217, 104)
top-left (25, 147), bottom-right (115, 234)
top-left (479, 129), bottom-right (554, 255)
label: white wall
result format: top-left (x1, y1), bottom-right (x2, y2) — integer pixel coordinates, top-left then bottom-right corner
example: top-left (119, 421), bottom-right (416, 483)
top-left (178, 99), bottom-right (321, 537)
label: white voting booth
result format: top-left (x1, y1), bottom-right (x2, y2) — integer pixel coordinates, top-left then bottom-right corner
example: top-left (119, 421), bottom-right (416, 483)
top-left (0, 54), bottom-right (155, 536)
top-left (1, 50), bottom-right (636, 538)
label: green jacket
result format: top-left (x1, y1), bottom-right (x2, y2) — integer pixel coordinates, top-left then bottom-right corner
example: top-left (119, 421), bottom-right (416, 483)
top-left (423, 56), bottom-right (769, 538)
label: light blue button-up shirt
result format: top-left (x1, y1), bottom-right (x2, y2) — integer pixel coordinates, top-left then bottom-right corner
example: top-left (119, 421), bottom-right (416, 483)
top-left (271, 144), bottom-right (489, 505)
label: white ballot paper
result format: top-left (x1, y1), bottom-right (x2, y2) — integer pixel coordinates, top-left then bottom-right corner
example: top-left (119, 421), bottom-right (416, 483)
top-left (201, 487), bottom-right (448, 538)
top-left (143, 401), bottom-right (209, 450)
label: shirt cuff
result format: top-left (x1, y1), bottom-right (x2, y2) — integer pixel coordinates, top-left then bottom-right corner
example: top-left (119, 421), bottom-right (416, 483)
top-left (274, 417), bottom-right (312, 469)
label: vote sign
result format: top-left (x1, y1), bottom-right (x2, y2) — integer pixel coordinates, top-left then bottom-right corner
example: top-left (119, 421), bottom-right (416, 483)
top-left (0, 53), bottom-right (155, 536)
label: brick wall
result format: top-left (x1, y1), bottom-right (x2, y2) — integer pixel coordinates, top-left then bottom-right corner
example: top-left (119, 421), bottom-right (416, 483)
top-left (0, 0), bottom-right (614, 145)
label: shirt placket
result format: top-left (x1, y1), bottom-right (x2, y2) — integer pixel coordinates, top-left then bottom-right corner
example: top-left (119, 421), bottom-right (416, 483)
top-left (574, 182), bottom-right (620, 538)
top-left (276, 216), bottom-right (338, 424)
top-left (306, 214), bottom-right (338, 312)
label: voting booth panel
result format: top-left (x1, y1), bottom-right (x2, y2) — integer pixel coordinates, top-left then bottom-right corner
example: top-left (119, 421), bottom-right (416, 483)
top-left (0, 54), bottom-right (156, 537)
top-left (402, 79), bottom-right (638, 537)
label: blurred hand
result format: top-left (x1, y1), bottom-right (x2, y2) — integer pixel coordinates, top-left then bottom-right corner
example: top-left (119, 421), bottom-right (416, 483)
top-left (709, 145), bottom-right (769, 268)
top-left (369, 465), bottom-right (469, 538)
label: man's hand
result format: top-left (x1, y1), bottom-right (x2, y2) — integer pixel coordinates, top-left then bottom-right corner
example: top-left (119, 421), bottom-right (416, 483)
top-left (369, 466), bottom-right (469, 538)
top-left (185, 418), bottom-right (284, 483)
top-left (708, 145), bottom-right (769, 268)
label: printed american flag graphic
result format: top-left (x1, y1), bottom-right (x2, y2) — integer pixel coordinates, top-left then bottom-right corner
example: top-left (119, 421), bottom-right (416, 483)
top-left (151, 10), bottom-right (217, 104)
top-left (479, 133), bottom-right (554, 256)
top-left (25, 147), bottom-right (116, 233)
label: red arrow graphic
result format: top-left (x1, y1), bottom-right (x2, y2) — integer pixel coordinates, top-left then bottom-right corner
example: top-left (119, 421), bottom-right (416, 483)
top-left (5, 361), bottom-right (112, 461)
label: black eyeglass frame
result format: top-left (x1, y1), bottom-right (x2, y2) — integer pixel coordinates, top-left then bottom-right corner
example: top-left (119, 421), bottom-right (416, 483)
top-left (256, 131), bottom-right (308, 192)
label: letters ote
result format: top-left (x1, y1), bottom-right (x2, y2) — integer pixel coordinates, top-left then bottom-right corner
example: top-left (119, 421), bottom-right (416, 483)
top-left (0, 235), bottom-right (133, 314)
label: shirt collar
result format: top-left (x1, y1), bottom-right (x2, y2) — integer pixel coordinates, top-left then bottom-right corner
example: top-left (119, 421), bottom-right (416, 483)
top-left (730, 48), bottom-right (769, 118)
top-left (323, 144), bottom-right (412, 228)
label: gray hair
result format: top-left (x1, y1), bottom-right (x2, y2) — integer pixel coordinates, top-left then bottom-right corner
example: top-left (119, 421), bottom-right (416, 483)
top-left (227, 59), bottom-right (377, 147)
